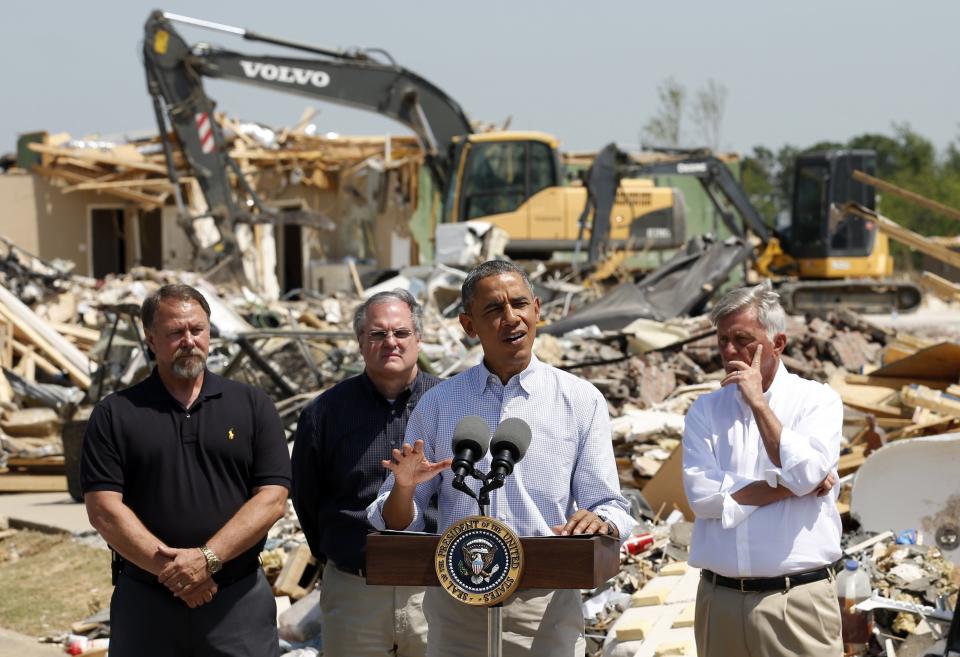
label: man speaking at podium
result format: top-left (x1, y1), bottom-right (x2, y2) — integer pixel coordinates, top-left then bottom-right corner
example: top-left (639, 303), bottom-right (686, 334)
top-left (368, 260), bottom-right (635, 657)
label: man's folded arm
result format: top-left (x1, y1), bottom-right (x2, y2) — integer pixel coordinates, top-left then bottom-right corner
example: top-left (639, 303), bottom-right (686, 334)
top-left (682, 403), bottom-right (773, 529)
top-left (776, 392), bottom-right (843, 495)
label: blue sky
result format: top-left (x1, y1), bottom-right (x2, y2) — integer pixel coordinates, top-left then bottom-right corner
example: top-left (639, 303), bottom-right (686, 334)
top-left (2, 1), bottom-right (957, 156)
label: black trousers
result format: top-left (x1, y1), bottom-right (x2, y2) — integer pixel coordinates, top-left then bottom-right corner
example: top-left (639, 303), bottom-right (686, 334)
top-left (109, 569), bottom-right (279, 657)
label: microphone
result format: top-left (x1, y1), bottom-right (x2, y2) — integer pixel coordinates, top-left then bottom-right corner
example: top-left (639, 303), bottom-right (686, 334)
top-left (488, 418), bottom-right (532, 483)
top-left (450, 416), bottom-right (491, 486)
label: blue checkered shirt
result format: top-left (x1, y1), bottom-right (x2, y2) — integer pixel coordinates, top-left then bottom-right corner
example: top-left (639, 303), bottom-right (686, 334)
top-left (368, 355), bottom-right (636, 540)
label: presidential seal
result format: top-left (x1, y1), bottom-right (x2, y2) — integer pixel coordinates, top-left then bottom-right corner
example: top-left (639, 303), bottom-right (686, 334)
top-left (435, 516), bottom-right (524, 606)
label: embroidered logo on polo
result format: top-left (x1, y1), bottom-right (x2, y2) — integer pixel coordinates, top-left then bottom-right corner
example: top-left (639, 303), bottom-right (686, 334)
top-left (227, 428), bottom-right (235, 440)
top-left (435, 516), bottom-right (524, 606)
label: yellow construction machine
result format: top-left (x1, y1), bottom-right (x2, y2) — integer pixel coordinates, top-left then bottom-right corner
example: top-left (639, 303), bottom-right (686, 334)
top-left (143, 11), bottom-right (684, 269)
top-left (578, 145), bottom-right (922, 314)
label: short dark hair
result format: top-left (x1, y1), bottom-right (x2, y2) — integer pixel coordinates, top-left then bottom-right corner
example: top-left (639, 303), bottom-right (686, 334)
top-left (353, 289), bottom-right (424, 338)
top-left (141, 284), bottom-right (212, 330)
top-left (460, 260), bottom-right (534, 313)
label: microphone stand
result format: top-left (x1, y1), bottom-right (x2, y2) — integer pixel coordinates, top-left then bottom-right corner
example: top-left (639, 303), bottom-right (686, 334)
top-left (454, 466), bottom-right (509, 657)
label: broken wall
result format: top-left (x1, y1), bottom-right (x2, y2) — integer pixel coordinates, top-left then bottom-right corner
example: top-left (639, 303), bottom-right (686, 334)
top-left (0, 172), bottom-right (128, 277)
top-left (0, 171), bottom-right (189, 278)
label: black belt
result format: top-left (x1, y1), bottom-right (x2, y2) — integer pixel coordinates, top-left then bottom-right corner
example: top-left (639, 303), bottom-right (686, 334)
top-left (702, 566), bottom-right (833, 592)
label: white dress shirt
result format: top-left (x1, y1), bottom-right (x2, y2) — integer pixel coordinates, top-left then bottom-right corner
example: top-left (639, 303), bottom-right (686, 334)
top-left (367, 355), bottom-right (636, 540)
top-left (682, 361), bottom-right (842, 577)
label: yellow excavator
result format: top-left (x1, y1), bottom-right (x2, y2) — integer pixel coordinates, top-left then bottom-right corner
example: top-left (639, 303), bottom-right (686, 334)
top-left (577, 144), bottom-right (922, 315)
top-left (142, 11), bottom-right (684, 269)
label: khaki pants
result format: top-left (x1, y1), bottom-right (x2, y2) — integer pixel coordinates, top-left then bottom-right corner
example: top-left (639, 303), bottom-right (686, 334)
top-left (695, 573), bottom-right (843, 657)
top-left (320, 562), bottom-right (428, 657)
top-left (422, 587), bottom-right (586, 657)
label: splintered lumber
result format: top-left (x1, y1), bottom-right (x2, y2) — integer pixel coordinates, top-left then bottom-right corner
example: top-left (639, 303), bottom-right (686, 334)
top-left (0, 286), bottom-right (92, 388)
top-left (62, 178), bottom-right (181, 193)
top-left (0, 474), bottom-right (68, 493)
top-left (843, 203), bottom-right (960, 270)
top-left (272, 543), bottom-right (319, 600)
top-left (31, 165), bottom-right (167, 207)
top-left (27, 142), bottom-right (168, 173)
top-left (631, 576), bottom-right (682, 607)
top-left (12, 340), bottom-right (61, 377)
top-left (654, 641), bottom-right (694, 656)
top-left (920, 271), bottom-right (960, 303)
top-left (0, 317), bottom-right (12, 368)
top-left (900, 384), bottom-right (960, 417)
top-left (0, 369), bottom-right (12, 404)
top-left (1, 407), bottom-right (59, 436)
top-left (876, 215), bottom-right (960, 269)
top-left (612, 607), bottom-right (661, 641)
top-left (659, 561), bottom-right (689, 577)
top-left (870, 342), bottom-right (960, 382)
top-left (852, 170), bottom-right (960, 223)
top-left (672, 603), bottom-right (695, 628)
top-left (845, 374), bottom-right (949, 391)
top-left (839, 444), bottom-right (868, 476)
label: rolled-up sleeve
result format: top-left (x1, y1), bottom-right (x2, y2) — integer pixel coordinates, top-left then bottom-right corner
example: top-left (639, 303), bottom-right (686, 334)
top-left (366, 405), bottom-right (438, 531)
top-left (572, 390), bottom-right (637, 542)
top-left (777, 387), bottom-right (842, 496)
top-left (682, 399), bottom-right (760, 529)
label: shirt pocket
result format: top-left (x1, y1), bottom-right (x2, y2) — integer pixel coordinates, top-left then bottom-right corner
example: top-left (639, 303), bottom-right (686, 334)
top-left (520, 416), bottom-right (577, 497)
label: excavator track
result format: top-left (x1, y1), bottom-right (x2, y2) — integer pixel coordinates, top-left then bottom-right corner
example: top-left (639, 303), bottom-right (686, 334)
top-left (776, 279), bottom-right (923, 315)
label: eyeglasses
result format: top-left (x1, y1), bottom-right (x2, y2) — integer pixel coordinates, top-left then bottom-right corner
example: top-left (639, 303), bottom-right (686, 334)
top-left (366, 328), bottom-right (415, 343)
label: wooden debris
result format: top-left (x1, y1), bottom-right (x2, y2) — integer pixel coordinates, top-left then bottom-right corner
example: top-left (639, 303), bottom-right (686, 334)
top-left (920, 271), bottom-right (960, 303)
top-left (901, 384), bottom-right (960, 417)
top-left (272, 543), bottom-right (320, 601)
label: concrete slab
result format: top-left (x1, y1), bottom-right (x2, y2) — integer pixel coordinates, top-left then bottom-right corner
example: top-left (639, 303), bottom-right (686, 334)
top-left (0, 493), bottom-right (93, 535)
top-left (0, 628), bottom-right (63, 657)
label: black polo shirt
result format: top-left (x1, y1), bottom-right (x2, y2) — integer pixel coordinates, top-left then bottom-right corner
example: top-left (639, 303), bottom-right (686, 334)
top-left (291, 369), bottom-right (439, 572)
top-left (81, 368), bottom-right (291, 582)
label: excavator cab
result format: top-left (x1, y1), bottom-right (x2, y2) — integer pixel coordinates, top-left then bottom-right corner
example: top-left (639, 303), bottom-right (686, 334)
top-left (789, 150), bottom-right (892, 279)
top-left (447, 134), bottom-right (683, 257)
top-left (453, 135), bottom-right (559, 221)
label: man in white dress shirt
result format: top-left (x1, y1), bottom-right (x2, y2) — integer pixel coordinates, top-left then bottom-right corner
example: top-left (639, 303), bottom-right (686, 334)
top-left (682, 280), bottom-right (843, 657)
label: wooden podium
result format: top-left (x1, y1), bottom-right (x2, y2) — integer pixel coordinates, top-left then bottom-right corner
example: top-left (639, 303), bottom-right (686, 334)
top-left (366, 532), bottom-right (620, 589)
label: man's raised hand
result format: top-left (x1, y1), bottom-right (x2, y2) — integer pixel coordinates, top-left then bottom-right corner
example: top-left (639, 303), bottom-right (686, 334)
top-left (382, 439), bottom-right (453, 488)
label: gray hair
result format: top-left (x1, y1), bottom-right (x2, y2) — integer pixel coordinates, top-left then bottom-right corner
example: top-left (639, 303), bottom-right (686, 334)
top-left (708, 280), bottom-right (786, 338)
top-left (141, 284), bottom-right (211, 331)
top-left (461, 260), bottom-right (534, 313)
top-left (353, 289), bottom-right (423, 338)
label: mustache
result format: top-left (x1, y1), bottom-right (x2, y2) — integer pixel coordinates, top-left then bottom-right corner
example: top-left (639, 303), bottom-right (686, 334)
top-left (174, 347), bottom-right (204, 360)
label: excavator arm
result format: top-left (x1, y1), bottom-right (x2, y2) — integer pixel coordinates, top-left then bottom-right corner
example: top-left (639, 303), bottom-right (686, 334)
top-left (579, 144), bottom-right (771, 266)
top-left (142, 10), bottom-right (472, 269)
top-left (580, 144), bottom-right (922, 314)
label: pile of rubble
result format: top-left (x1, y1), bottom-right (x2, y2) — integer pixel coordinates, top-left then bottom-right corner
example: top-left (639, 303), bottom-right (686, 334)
top-left (2, 231), bottom-right (960, 655)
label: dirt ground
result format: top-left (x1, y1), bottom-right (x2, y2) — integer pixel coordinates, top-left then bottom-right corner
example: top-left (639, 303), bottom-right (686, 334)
top-left (0, 529), bottom-right (112, 638)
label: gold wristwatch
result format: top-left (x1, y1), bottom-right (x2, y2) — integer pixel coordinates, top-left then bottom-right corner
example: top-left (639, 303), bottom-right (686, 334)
top-left (199, 545), bottom-right (222, 574)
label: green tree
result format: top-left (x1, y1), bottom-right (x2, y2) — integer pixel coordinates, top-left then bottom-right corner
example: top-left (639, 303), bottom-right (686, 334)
top-left (741, 146), bottom-right (779, 222)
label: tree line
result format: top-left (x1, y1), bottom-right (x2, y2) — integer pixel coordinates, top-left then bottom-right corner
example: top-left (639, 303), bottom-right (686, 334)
top-left (642, 78), bottom-right (959, 269)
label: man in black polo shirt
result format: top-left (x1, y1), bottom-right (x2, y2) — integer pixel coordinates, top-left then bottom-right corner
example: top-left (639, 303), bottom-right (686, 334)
top-left (291, 289), bottom-right (439, 657)
top-left (81, 284), bottom-right (290, 657)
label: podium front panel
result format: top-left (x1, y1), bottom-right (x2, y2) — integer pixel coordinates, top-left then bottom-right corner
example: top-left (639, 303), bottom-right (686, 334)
top-left (366, 533), bottom-right (619, 589)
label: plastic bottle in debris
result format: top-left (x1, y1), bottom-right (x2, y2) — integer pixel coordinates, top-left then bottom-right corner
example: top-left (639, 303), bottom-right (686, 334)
top-left (836, 559), bottom-right (872, 656)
